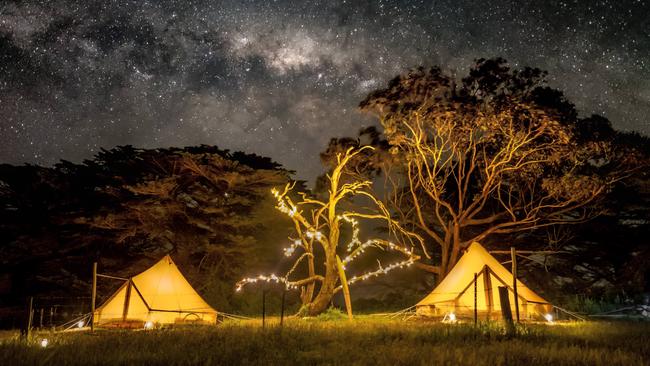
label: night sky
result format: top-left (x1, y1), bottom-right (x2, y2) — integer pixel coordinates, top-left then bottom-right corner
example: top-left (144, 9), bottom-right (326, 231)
top-left (1, 0), bottom-right (648, 182)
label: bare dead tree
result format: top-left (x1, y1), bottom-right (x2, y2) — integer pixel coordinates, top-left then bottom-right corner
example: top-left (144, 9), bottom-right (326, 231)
top-left (236, 147), bottom-right (421, 316)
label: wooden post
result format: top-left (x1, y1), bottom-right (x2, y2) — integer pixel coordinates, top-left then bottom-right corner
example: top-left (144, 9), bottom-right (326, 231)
top-left (498, 286), bottom-right (515, 335)
top-left (262, 289), bottom-right (266, 328)
top-left (474, 272), bottom-right (478, 326)
top-left (511, 247), bottom-right (519, 322)
top-left (336, 255), bottom-right (353, 320)
top-left (280, 289), bottom-right (286, 327)
top-left (29, 305), bottom-right (34, 337)
top-left (91, 262), bottom-right (97, 331)
top-left (39, 308), bottom-right (44, 329)
top-left (482, 266), bottom-right (493, 319)
top-left (23, 297), bottom-right (34, 339)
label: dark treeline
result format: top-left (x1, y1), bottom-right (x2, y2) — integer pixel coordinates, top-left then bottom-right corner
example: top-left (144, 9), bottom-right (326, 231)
top-left (0, 145), bottom-right (297, 319)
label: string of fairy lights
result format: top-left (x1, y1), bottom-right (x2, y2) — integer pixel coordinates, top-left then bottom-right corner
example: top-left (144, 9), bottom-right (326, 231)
top-left (235, 186), bottom-right (418, 293)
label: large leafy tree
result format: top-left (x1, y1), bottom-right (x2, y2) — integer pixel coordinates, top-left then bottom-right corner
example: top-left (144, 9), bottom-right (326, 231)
top-left (521, 130), bottom-right (650, 298)
top-left (325, 58), bottom-right (642, 279)
top-left (0, 146), bottom-right (291, 307)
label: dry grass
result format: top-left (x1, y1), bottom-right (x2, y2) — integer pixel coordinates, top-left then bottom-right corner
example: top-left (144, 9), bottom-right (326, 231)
top-left (1, 318), bottom-right (648, 365)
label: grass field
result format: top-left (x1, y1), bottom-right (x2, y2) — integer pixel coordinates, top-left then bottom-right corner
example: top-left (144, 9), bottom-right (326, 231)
top-left (1, 317), bottom-right (648, 365)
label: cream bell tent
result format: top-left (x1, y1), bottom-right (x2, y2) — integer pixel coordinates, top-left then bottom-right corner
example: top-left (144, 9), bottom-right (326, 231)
top-left (93, 255), bottom-right (217, 327)
top-left (416, 242), bottom-right (552, 320)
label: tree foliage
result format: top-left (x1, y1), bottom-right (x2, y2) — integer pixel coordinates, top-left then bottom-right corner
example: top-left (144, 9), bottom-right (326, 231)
top-left (324, 58), bottom-right (644, 280)
top-left (0, 145), bottom-right (292, 307)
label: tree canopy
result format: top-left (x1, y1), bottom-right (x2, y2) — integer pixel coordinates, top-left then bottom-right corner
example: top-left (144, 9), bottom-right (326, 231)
top-left (0, 145), bottom-right (293, 309)
top-left (323, 58), bottom-right (646, 282)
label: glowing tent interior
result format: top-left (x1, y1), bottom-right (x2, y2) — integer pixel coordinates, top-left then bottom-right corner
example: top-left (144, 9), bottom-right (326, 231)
top-left (416, 242), bottom-right (552, 320)
top-left (93, 255), bottom-right (217, 327)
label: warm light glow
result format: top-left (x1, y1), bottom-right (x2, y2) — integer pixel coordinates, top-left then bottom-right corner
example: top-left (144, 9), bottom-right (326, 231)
top-left (344, 258), bottom-right (415, 286)
top-left (77, 320), bottom-right (84, 328)
top-left (40, 338), bottom-right (48, 348)
top-left (239, 154), bottom-right (420, 301)
top-left (144, 321), bottom-right (154, 329)
top-left (236, 273), bottom-right (297, 292)
top-left (544, 313), bottom-right (553, 323)
top-left (449, 312), bottom-right (456, 322)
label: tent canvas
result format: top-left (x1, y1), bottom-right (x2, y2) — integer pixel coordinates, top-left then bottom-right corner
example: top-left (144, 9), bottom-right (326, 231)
top-left (416, 242), bottom-right (552, 319)
top-left (93, 255), bottom-right (217, 326)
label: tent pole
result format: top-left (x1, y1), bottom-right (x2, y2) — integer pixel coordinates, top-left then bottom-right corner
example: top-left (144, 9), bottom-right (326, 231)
top-left (91, 262), bottom-right (97, 331)
top-left (474, 272), bottom-right (478, 326)
top-left (122, 280), bottom-right (132, 322)
top-left (511, 247), bottom-right (519, 322)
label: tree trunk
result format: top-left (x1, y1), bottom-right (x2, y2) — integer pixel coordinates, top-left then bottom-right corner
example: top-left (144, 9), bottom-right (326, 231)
top-left (305, 252), bottom-right (338, 315)
top-left (305, 255), bottom-right (316, 303)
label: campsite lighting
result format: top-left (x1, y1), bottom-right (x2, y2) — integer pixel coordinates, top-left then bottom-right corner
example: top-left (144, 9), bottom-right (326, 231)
top-left (40, 338), bottom-right (48, 348)
top-left (77, 320), bottom-right (84, 328)
top-left (238, 180), bottom-right (420, 296)
top-left (341, 240), bottom-right (414, 266)
top-left (344, 258), bottom-right (415, 285)
top-left (448, 312), bottom-right (457, 322)
top-left (544, 313), bottom-right (554, 323)
top-left (144, 321), bottom-right (154, 329)
top-left (283, 239), bottom-right (302, 257)
top-left (340, 215), bottom-right (361, 251)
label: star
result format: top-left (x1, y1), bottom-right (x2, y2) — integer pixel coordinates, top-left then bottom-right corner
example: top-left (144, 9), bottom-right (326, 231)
top-left (0, 0), bottom-right (648, 183)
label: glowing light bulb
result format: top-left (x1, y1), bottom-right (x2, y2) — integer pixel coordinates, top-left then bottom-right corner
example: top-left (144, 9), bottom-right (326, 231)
top-left (449, 313), bottom-right (456, 322)
top-left (144, 321), bottom-right (154, 329)
top-left (544, 313), bottom-right (553, 323)
top-left (77, 320), bottom-right (84, 328)
top-left (40, 338), bottom-right (48, 348)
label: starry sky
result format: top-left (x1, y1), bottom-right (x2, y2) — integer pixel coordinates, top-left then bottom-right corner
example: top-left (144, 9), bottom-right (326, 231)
top-left (1, 0), bottom-right (648, 182)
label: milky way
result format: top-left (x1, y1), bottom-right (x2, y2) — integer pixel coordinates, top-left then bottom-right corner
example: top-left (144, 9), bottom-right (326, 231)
top-left (1, 0), bottom-right (648, 182)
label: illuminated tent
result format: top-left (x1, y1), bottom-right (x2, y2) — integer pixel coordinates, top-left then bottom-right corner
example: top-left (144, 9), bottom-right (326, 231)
top-left (416, 242), bottom-right (552, 320)
top-left (93, 255), bottom-right (217, 327)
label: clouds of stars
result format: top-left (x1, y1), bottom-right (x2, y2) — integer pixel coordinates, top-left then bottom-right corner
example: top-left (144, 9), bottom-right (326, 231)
top-left (0, 0), bottom-right (648, 181)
